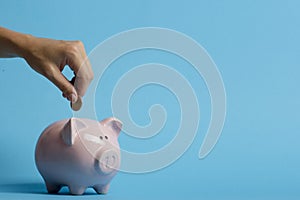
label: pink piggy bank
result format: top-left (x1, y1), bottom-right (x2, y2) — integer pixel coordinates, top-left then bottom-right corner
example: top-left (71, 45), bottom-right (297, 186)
top-left (35, 117), bottom-right (122, 195)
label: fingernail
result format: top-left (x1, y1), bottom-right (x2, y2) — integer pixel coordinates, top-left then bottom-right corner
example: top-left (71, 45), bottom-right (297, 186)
top-left (69, 93), bottom-right (78, 103)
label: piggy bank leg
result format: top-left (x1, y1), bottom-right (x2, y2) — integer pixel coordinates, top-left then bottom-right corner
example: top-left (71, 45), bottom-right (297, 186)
top-left (45, 182), bottom-right (61, 194)
top-left (68, 185), bottom-right (86, 195)
top-left (93, 184), bottom-right (110, 194)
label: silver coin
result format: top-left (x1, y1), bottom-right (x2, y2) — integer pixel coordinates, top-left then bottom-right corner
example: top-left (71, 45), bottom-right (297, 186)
top-left (71, 96), bottom-right (82, 111)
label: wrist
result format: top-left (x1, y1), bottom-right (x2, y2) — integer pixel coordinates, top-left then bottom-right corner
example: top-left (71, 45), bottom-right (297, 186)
top-left (14, 33), bottom-right (35, 59)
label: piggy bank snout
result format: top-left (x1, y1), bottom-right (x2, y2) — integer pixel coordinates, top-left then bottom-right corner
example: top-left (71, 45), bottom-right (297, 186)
top-left (96, 149), bottom-right (120, 174)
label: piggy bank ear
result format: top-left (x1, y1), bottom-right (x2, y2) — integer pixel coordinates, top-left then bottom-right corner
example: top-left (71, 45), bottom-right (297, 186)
top-left (61, 118), bottom-right (87, 146)
top-left (101, 117), bottom-right (122, 137)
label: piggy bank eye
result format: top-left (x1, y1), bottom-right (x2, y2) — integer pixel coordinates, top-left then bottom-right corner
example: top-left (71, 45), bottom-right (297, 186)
top-left (99, 136), bottom-right (103, 140)
top-left (105, 136), bottom-right (108, 140)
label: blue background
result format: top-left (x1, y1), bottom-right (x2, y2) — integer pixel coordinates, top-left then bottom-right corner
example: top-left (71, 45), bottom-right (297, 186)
top-left (0, 0), bottom-right (300, 199)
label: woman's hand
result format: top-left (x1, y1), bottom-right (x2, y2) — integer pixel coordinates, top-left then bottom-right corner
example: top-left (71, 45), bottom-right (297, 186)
top-left (23, 37), bottom-right (93, 103)
top-left (0, 27), bottom-right (93, 105)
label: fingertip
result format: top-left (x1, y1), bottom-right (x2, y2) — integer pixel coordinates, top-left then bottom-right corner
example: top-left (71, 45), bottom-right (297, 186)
top-left (67, 93), bottom-right (78, 103)
top-left (62, 85), bottom-right (78, 103)
top-left (65, 85), bottom-right (78, 102)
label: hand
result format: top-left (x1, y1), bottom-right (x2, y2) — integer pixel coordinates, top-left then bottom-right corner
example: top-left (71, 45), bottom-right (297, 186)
top-left (0, 27), bottom-right (93, 103)
top-left (23, 37), bottom-right (93, 103)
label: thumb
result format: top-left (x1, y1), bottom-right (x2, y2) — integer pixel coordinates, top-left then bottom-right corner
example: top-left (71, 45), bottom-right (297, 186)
top-left (45, 67), bottom-right (78, 102)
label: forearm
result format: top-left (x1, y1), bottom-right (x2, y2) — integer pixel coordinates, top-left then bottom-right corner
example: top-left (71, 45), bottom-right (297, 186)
top-left (0, 27), bottom-right (32, 58)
